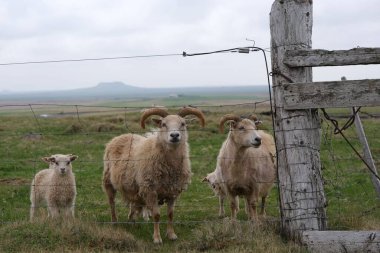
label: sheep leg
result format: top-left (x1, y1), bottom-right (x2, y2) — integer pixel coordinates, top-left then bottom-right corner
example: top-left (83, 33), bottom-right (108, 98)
top-left (142, 206), bottom-right (151, 221)
top-left (63, 206), bottom-right (74, 219)
top-left (30, 183), bottom-right (37, 221)
top-left (260, 196), bottom-right (267, 216)
top-left (128, 203), bottom-right (137, 221)
top-left (48, 205), bottom-right (59, 218)
top-left (128, 203), bottom-right (143, 221)
top-left (218, 195), bottom-right (225, 217)
top-left (104, 183), bottom-right (117, 222)
top-left (244, 198), bottom-right (249, 215)
top-left (230, 195), bottom-right (239, 219)
top-left (166, 199), bottom-right (177, 240)
top-left (246, 196), bottom-right (258, 221)
top-left (146, 192), bottom-right (162, 244)
top-left (30, 204), bottom-right (36, 221)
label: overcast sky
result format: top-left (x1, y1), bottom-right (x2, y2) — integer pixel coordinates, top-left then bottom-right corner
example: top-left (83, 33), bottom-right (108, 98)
top-left (0, 0), bottom-right (379, 92)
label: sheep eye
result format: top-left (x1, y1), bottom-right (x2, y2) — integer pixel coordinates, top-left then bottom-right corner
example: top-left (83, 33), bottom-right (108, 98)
top-left (162, 123), bottom-right (167, 128)
top-left (181, 122), bottom-right (185, 127)
top-left (238, 126), bottom-right (245, 130)
top-left (55, 162), bottom-right (59, 166)
top-left (66, 161), bottom-right (71, 165)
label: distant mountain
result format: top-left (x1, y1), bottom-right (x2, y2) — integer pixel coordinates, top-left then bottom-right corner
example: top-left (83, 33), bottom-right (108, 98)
top-left (67, 82), bottom-right (145, 97)
top-left (0, 82), bottom-right (268, 102)
top-left (75, 82), bottom-right (143, 92)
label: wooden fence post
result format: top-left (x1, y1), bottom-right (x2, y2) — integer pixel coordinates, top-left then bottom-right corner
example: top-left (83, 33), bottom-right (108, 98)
top-left (270, 0), bottom-right (327, 239)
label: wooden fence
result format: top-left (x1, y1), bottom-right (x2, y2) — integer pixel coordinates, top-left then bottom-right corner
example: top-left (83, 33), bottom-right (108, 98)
top-left (269, 0), bottom-right (380, 252)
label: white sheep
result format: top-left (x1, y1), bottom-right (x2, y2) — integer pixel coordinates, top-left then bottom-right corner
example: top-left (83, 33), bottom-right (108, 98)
top-left (217, 114), bottom-right (276, 220)
top-left (30, 154), bottom-right (78, 220)
top-left (202, 166), bottom-right (233, 217)
top-left (102, 107), bottom-right (205, 244)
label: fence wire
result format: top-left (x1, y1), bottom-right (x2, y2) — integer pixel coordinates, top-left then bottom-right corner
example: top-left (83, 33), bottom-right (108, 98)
top-left (0, 103), bottom-right (379, 232)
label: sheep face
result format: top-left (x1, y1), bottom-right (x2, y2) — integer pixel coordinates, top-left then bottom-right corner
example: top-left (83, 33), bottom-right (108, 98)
top-left (153, 115), bottom-right (188, 146)
top-left (202, 171), bottom-right (226, 198)
top-left (42, 154), bottom-right (78, 175)
top-left (230, 119), bottom-right (262, 148)
top-left (203, 172), bottom-right (217, 187)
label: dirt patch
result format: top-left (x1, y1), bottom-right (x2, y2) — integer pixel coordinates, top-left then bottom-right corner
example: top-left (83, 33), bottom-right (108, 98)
top-left (0, 178), bottom-right (30, 186)
top-left (22, 133), bottom-right (43, 141)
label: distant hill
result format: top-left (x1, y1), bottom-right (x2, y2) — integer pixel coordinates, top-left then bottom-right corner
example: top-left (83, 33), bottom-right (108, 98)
top-left (68, 82), bottom-right (145, 97)
top-left (0, 82), bottom-right (268, 102)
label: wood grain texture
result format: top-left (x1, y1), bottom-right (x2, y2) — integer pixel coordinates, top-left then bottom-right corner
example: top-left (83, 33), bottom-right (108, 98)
top-left (270, 0), bottom-right (327, 240)
top-left (283, 79), bottom-right (380, 109)
top-left (302, 231), bottom-right (380, 253)
top-left (284, 47), bottom-right (380, 67)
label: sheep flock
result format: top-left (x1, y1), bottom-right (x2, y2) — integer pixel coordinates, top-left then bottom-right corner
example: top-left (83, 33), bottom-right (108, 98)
top-left (29, 107), bottom-right (276, 244)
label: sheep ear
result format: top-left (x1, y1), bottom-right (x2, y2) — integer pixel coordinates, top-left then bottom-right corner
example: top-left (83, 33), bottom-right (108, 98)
top-left (42, 156), bottom-right (54, 163)
top-left (202, 177), bottom-right (209, 183)
top-left (69, 155), bottom-right (78, 161)
top-left (152, 118), bottom-right (162, 127)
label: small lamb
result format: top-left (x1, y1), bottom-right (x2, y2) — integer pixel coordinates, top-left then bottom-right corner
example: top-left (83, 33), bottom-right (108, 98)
top-left (30, 154), bottom-right (78, 220)
top-left (203, 167), bottom-right (234, 217)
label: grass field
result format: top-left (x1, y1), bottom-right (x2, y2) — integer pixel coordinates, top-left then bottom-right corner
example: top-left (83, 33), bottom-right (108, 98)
top-left (0, 98), bottom-right (379, 252)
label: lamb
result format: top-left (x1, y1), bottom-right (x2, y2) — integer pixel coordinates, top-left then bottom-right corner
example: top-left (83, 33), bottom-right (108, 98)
top-left (30, 154), bottom-right (78, 220)
top-left (217, 114), bottom-right (276, 220)
top-left (202, 166), bottom-right (232, 217)
top-left (102, 107), bottom-right (205, 244)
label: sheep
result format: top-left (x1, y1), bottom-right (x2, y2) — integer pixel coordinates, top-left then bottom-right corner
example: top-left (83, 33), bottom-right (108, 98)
top-left (202, 166), bottom-right (235, 217)
top-left (203, 167), bottom-right (251, 218)
top-left (30, 154), bottom-right (78, 220)
top-left (217, 114), bottom-right (276, 220)
top-left (102, 107), bottom-right (205, 244)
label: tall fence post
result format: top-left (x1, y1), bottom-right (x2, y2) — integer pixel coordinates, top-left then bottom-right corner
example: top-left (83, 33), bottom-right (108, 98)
top-left (270, 0), bottom-right (327, 239)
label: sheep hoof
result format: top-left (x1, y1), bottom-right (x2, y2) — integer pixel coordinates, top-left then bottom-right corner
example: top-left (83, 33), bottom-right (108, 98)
top-left (167, 232), bottom-right (178, 240)
top-left (153, 237), bottom-right (163, 244)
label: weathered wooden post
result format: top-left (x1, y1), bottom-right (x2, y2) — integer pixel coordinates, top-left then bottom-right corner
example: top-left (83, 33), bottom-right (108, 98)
top-left (269, 0), bottom-right (380, 250)
top-left (270, 0), bottom-right (327, 239)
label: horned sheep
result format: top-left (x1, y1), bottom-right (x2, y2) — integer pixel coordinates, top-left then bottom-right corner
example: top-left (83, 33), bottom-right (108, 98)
top-left (216, 114), bottom-right (276, 220)
top-left (102, 107), bottom-right (205, 244)
top-left (30, 154), bottom-right (78, 220)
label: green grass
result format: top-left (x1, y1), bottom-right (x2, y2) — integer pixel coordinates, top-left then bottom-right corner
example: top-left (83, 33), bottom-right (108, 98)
top-left (0, 102), bottom-right (379, 252)
top-left (320, 111), bottom-right (380, 230)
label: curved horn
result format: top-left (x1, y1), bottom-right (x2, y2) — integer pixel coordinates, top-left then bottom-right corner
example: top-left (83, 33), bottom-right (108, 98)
top-left (249, 114), bottom-right (262, 125)
top-left (249, 114), bottom-right (258, 121)
top-left (140, 108), bottom-right (169, 129)
top-left (177, 107), bottom-right (205, 127)
top-left (219, 114), bottom-right (241, 133)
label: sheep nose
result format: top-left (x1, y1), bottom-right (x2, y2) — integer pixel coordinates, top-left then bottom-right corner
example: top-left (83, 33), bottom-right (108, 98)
top-left (60, 168), bottom-right (65, 173)
top-left (255, 137), bottom-right (262, 144)
top-left (170, 133), bottom-right (180, 138)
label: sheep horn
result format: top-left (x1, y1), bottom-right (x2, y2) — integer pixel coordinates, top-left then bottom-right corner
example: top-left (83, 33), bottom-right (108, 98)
top-left (177, 107), bottom-right (205, 127)
top-left (219, 114), bottom-right (241, 133)
top-left (248, 114), bottom-right (262, 125)
top-left (140, 108), bottom-right (169, 129)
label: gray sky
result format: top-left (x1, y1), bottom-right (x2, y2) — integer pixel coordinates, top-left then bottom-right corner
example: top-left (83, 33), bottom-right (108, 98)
top-left (0, 0), bottom-right (379, 92)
